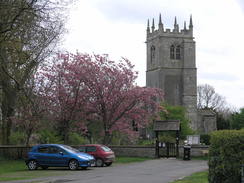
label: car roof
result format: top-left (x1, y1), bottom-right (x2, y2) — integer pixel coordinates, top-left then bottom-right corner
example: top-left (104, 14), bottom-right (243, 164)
top-left (80, 144), bottom-right (104, 147)
top-left (34, 144), bottom-right (65, 148)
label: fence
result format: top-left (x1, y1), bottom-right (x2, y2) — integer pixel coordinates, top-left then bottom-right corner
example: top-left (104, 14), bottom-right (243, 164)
top-left (0, 145), bottom-right (209, 160)
top-left (0, 145), bottom-right (31, 159)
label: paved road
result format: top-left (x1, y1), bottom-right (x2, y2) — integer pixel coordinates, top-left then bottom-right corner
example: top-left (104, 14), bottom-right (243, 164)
top-left (5, 159), bottom-right (207, 183)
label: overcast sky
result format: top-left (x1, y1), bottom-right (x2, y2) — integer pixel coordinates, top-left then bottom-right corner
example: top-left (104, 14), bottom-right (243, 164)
top-left (63, 0), bottom-right (244, 109)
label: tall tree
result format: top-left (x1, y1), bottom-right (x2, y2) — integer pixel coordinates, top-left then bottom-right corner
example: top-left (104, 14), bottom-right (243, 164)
top-left (12, 77), bottom-right (47, 146)
top-left (39, 53), bottom-right (163, 144)
top-left (230, 108), bottom-right (244, 130)
top-left (197, 84), bottom-right (226, 111)
top-left (0, 0), bottom-right (67, 144)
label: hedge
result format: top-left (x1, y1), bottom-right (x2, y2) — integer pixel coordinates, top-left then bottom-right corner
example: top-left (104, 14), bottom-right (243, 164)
top-left (200, 134), bottom-right (211, 145)
top-left (208, 129), bottom-right (244, 183)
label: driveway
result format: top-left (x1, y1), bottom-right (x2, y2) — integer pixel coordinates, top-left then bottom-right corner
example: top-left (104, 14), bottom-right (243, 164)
top-left (5, 159), bottom-right (208, 183)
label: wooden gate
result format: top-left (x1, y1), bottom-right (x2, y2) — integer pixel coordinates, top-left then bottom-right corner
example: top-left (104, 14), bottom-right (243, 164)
top-left (158, 142), bottom-right (177, 158)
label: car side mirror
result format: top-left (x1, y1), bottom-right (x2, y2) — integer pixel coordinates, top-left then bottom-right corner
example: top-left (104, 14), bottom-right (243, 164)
top-left (59, 152), bottom-right (64, 155)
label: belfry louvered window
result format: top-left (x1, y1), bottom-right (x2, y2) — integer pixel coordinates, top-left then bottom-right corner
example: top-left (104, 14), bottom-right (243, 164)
top-left (151, 45), bottom-right (156, 63)
top-left (176, 45), bottom-right (181, 59)
top-left (170, 45), bottom-right (175, 59)
top-left (170, 45), bottom-right (181, 60)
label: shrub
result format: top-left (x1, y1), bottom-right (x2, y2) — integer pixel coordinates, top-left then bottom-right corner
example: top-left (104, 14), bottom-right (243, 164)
top-left (159, 104), bottom-right (195, 140)
top-left (208, 129), bottom-right (244, 183)
top-left (158, 134), bottom-right (176, 143)
top-left (38, 130), bottom-right (63, 144)
top-left (137, 139), bottom-right (155, 146)
top-left (68, 133), bottom-right (89, 145)
top-left (200, 134), bottom-right (211, 145)
top-left (9, 131), bottom-right (26, 145)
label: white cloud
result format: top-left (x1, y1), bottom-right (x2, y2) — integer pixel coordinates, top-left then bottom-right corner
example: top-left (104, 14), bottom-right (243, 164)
top-left (63, 0), bottom-right (244, 109)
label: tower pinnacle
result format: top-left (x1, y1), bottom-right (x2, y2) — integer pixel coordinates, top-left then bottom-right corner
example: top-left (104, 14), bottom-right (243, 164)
top-left (189, 15), bottom-right (193, 28)
top-left (173, 16), bottom-right (179, 32)
top-left (174, 16), bottom-right (177, 25)
top-left (147, 19), bottom-right (150, 33)
top-left (158, 13), bottom-right (163, 30)
top-left (151, 18), bottom-right (155, 32)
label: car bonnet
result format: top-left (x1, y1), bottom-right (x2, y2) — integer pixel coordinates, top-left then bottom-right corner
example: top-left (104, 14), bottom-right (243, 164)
top-left (78, 152), bottom-right (94, 160)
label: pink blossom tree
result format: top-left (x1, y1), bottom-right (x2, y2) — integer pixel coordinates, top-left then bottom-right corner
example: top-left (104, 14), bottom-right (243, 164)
top-left (38, 53), bottom-right (163, 144)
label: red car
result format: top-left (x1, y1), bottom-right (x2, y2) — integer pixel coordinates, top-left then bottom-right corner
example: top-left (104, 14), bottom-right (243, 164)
top-left (78, 144), bottom-right (115, 167)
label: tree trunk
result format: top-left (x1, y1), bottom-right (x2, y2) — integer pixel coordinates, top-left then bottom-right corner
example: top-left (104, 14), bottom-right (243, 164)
top-left (1, 113), bottom-right (14, 145)
top-left (25, 127), bottom-right (33, 146)
top-left (103, 130), bottom-right (111, 145)
top-left (1, 97), bottom-right (15, 145)
top-left (60, 120), bottom-right (70, 144)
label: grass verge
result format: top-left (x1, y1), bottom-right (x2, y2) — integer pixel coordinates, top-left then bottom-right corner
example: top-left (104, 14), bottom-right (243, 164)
top-left (0, 159), bottom-right (70, 182)
top-left (0, 157), bottom-right (152, 182)
top-left (170, 170), bottom-right (208, 183)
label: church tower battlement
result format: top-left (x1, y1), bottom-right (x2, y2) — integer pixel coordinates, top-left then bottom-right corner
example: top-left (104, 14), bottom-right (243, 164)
top-left (147, 14), bottom-right (193, 39)
top-left (146, 14), bottom-right (198, 130)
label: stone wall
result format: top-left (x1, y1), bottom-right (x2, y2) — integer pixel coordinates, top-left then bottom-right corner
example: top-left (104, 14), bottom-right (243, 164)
top-left (0, 145), bottom-right (209, 159)
top-left (179, 145), bottom-right (209, 157)
top-left (109, 146), bottom-right (156, 158)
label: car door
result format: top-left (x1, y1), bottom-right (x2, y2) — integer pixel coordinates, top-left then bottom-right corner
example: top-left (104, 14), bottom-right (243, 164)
top-left (35, 146), bottom-right (49, 165)
top-left (47, 146), bottom-right (69, 166)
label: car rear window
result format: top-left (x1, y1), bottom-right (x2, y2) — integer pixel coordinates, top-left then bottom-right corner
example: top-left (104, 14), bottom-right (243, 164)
top-left (101, 146), bottom-right (111, 152)
top-left (86, 146), bottom-right (96, 152)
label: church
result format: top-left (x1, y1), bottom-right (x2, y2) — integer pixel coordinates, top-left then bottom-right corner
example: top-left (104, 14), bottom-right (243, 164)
top-left (146, 14), bottom-right (216, 133)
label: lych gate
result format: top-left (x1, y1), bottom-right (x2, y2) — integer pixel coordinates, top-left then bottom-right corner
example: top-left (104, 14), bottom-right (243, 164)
top-left (153, 120), bottom-right (180, 158)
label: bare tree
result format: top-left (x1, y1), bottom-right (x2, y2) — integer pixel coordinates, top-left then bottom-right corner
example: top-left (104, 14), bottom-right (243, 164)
top-left (0, 0), bottom-right (69, 144)
top-left (197, 84), bottom-right (227, 111)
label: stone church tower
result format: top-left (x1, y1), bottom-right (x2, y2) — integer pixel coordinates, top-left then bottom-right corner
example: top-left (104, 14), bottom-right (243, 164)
top-left (146, 15), bottom-right (198, 130)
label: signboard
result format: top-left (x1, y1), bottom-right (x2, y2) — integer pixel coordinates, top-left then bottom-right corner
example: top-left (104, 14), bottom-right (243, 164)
top-left (187, 135), bottom-right (200, 145)
top-left (153, 120), bottom-right (180, 131)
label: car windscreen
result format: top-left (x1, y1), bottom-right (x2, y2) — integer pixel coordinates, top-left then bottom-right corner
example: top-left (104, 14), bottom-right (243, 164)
top-left (101, 146), bottom-right (112, 152)
top-left (61, 145), bottom-right (80, 153)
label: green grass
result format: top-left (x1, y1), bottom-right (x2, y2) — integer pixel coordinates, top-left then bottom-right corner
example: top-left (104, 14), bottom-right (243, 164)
top-left (0, 160), bottom-right (25, 174)
top-left (170, 171), bottom-right (208, 183)
top-left (191, 156), bottom-right (209, 161)
top-left (0, 157), bottom-right (152, 182)
top-left (0, 160), bottom-right (74, 182)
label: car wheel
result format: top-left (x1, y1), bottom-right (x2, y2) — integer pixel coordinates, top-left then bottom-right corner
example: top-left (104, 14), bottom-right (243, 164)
top-left (96, 158), bottom-right (104, 167)
top-left (69, 159), bottom-right (79, 170)
top-left (41, 166), bottom-right (48, 170)
top-left (27, 160), bottom-right (38, 170)
top-left (105, 162), bottom-right (112, 166)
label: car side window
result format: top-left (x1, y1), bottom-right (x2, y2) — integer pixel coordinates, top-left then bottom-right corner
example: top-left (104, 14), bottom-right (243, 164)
top-left (79, 147), bottom-right (86, 152)
top-left (59, 148), bottom-right (68, 155)
top-left (86, 146), bottom-right (96, 152)
top-left (48, 146), bottom-right (60, 154)
top-left (37, 147), bottom-right (48, 153)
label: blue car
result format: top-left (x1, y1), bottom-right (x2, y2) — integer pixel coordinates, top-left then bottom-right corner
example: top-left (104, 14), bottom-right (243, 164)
top-left (25, 144), bottom-right (95, 170)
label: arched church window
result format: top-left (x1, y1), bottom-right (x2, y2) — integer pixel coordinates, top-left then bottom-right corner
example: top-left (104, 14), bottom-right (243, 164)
top-left (176, 45), bottom-right (181, 60)
top-left (151, 45), bottom-right (156, 63)
top-left (170, 45), bottom-right (175, 59)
